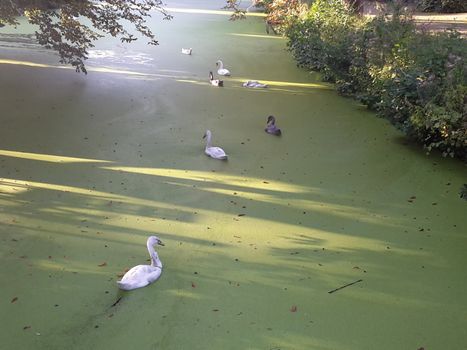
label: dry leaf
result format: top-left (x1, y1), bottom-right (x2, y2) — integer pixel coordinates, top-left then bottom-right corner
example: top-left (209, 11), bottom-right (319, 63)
top-left (98, 262), bottom-right (107, 267)
top-left (11, 297), bottom-right (18, 303)
top-left (290, 305), bottom-right (297, 312)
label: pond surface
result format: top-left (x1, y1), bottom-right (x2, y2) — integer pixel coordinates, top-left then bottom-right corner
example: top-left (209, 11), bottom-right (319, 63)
top-left (1, 1), bottom-right (466, 349)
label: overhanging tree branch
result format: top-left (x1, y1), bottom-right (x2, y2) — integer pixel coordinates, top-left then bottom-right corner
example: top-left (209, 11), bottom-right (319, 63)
top-left (0, 0), bottom-right (172, 73)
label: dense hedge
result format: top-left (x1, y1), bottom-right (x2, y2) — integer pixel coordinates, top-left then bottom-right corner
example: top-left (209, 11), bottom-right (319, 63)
top-left (286, 0), bottom-right (467, 159)
top-left (417, 0), bottom-right (467, 13)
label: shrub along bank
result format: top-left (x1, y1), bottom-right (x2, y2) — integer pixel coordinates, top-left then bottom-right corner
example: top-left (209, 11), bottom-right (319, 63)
top-left (285, 0), bottom-right (467, 160)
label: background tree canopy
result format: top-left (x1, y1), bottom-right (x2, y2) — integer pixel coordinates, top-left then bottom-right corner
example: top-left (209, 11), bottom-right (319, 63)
top-left (0, 0), bottom-right (172, 73)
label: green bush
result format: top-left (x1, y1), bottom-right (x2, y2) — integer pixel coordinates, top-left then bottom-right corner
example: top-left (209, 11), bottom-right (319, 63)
top-left (286, 0), bottom-right (467, 160)
top-left (417, 0), bottom-right (467, 13)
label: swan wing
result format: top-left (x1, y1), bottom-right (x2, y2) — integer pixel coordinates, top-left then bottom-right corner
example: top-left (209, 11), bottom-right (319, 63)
top-left (218, 68), bottom-right (231, 76)
top-left (205, 146), bottom-right (227, 159)
top-left (117, 265), bottom-right (162, 290)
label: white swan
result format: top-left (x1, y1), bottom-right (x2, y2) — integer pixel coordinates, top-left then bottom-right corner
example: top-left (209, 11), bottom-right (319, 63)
top-left (181, 48), bottom-right (192, 55)
top-left (117, 236), bottom-right (164, 291)
top-left (243, 80), bottom-right (268, 88)
top-left (203, 130), bottom-right (228, 160)
top-left (216, 60), bottom-right (231, 76)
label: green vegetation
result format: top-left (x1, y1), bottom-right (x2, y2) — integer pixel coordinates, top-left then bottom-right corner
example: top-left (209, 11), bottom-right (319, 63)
top-left (285, 0), bottom-right (466, 159)
top-left (0, 1), bottom-right (172, 73)
top-left (417, 0), bottom-right (467, 13)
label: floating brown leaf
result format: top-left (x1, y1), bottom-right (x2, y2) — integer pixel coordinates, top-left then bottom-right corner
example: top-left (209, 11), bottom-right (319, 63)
top-left (98, 262), bottom-right (107, 267)
top-left (191, 282), bottom-right (196, 288)
top-left (11, 297), bottom-right (18, 303)
top-left (290, 305), bottom-right (297, 312)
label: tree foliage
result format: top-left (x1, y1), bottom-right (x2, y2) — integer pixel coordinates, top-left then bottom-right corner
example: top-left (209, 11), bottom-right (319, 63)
top-left (417, 0), bottom-right (467, 13)
top-left (0, 0), bottom-right (172, 73)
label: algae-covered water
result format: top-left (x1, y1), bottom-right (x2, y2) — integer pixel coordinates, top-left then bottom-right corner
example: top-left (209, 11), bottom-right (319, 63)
top-left (1, 1), bottom-right (466, 349)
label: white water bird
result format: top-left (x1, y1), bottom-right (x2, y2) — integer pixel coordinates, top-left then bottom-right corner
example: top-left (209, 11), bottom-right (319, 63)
top-left (203, 130), bottom-right (228, 160)
top-left (181, 48), bottom-right (192, 55)
top-left (216, 60), bottom-right (231, 76)
top-left (243, 80), bottom-right (268, 88)
top-left (265, 115), bottom-right (281, 135)
top-left (209, 71), bottom-right (223, 87)
top-left (117, 236), bottom-right (164, 291)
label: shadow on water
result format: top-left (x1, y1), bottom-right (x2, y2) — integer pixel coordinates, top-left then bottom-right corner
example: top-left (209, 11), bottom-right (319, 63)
top-left (1, 1), bottom-right (467, 350)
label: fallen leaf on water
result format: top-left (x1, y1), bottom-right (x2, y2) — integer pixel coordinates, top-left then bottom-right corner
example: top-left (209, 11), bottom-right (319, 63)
top-left (23, 326), bottom-right (31, 330)
top-left (191, 282), bottom-right (196, 288)
top-left (11, 297), bottom-right (18, 303)
top-left (98, 262), bottom-right (107, 267)
top-left (212, 309), bottom-right (219, 312)
top-left (290, 305), bottom-right (297, 312)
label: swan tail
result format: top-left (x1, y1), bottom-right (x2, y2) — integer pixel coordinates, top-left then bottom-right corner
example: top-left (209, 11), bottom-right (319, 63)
top-left (117, 281), bottom-right (146, 291)
top-left (116, 281), bottom-right (132, 290)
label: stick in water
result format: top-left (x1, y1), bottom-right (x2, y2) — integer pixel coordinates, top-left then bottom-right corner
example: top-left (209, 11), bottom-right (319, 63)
top-left (328, 279), bottom-right (363, 294)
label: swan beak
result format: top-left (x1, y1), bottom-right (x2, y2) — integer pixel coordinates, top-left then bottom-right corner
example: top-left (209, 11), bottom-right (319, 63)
top-left (203, 134), bottom-right (206, 139)
top-left (157, 240), bottom-right (165, 246)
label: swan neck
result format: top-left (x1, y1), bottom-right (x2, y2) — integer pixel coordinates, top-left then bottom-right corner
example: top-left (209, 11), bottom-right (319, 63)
top-left (205, 132), bottom-right (212, 148)
top-left (218, 61), bottom-right (223, 69)
top-left (147, 243), bottom-right (162, 268)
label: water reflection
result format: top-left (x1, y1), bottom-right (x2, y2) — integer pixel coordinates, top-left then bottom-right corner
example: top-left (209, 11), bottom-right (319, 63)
top-left (88, 49), bottom-right (155, 66)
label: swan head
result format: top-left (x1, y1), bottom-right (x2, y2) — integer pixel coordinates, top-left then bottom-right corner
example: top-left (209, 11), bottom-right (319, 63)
top-left (147, 235), bottom-right (164, 247)
top-left (203, 130), bottom-right (212, 139)
top-left (267, 115), bottom-right (276, 125)
top-left (216, 60), bottom-right (222, 66)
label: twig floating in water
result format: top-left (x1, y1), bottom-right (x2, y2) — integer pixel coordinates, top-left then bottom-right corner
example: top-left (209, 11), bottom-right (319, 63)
top-left (328, 279), bottom-right (363, 294)
top-left (111, 297), bottom-right (122, 307)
